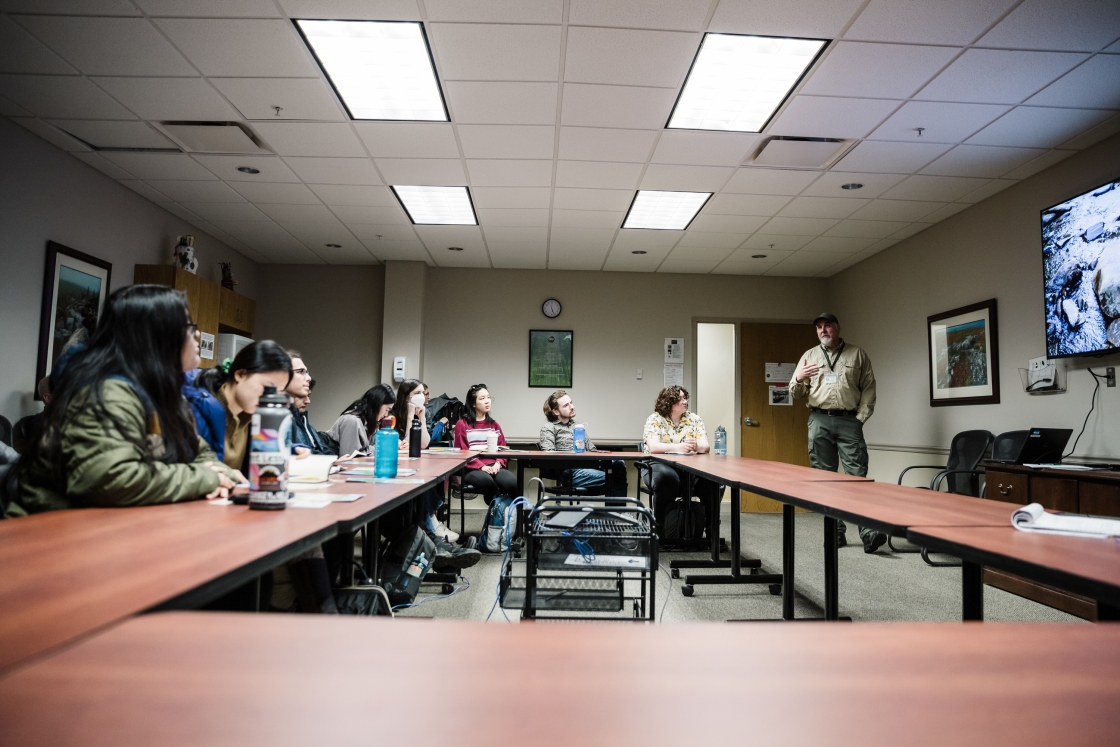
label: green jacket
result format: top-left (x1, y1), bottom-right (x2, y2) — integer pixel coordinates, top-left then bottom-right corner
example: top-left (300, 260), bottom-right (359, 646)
top-left (10, 379), bottom-right (230, 517)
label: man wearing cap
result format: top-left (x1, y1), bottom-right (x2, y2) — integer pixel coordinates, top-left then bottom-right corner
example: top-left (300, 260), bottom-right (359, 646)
top-left (789, 313), bottom-right (885, 552)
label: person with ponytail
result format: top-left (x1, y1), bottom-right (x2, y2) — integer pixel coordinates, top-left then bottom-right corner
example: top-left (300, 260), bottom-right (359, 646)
top-left (12, 285), bottom-right (238, 516)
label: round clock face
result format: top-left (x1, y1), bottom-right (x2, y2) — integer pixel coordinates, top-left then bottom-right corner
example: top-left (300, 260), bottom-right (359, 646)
top-left (542, 298), bottom-right (561, 318)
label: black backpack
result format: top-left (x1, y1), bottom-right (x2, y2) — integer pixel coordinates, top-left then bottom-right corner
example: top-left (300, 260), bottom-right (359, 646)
top-left (663, 499), bottom-right (706, 541)
top-left (378, 525), bottom-right (436, 607)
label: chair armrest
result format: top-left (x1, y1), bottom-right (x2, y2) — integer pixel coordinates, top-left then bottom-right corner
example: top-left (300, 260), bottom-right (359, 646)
top-left (932, 469), bottom-right (987, 494)
top-left (897, 465), bottom-right (947, 485)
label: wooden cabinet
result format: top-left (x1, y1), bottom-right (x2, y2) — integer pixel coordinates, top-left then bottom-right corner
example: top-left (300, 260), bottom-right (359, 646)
top-left (218, 287), bottom-right (255, 336)
top-left (987, 470), bottom-right (1027, 503)
top-left (133, 265), bottom-right (221, 368)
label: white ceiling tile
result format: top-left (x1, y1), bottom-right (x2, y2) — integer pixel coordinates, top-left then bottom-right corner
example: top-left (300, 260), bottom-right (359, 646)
top-left (713, 259), bottom-right (786, 275)
top-left (957, 178), bottom-right (1018, 203)
top-left (145, 180), bottom-right (245, 203)
top-left (14, 16), bottom-right (195, 76)
top-left (252, 122), bottom-right (366, 157)
top-left (888, 223), bottom-right (933, 241)
top-left (457, 125), bottom-right (555, 159)
top-left (799, 171), bottom-right (905, 198)
top-left (722, 168), bottom-right (819, 195)
top-left (93, 77), bottom-right (241, 121)
top-left (978, 0), bottom-right (1120, 52)
top-left (309, 184), bottom-right (396, 206)
top-left (180, 202), bottom-right (272, 222)
top-left (158, 202), bottom-right (203, 223)
top-left (802, 42), bottom-right (960, 99)
top-left (560, 84), bottom-right (677, 129)
top-left (803, 236), bottom-right (877, 252)
top-left (604, 252), bottom-right (674, 272)
top-left (211, 78), bottom-right (344, 121)
top-left (445, 81), bottom-right (557, 125)
top-left (555, 160), bottom-right (642, 189)
top-left (0, 16), bottom-right (75, 74)
top-left (916, 49), bottom-right (1087, 104)
top-left (471, 187), bottom-right (552, 209)
top-left (557, 127), bottom-right (658, 162)
top-left (569, 0), bottom-right (710, 31)
top-left (836, 140), bottom-right (952, 173)
top-left (966, 106), bottom-right (1116, 148)
top-left (102, 152), bottom-right (217, 180)
top-left (547, 245), bottom-right (607, 270)
top-left (1107, 41), bottom-right (1120, 53)
top-left (823, 219), bottom-right (908, 238)
top-left (72, 151), bottom-right (135, 179)
top-left (612, 230), bottom-right (683, 250)
top-left (688, 214), bottom-right (768, 233)
top-left (771, 96), bottom-right (900, 139)
top-left (0, 1), bottom-right (139, 14)
top-left (705, 193), bottom-right (792, 215)
top-left (757, 216), bottom-right (838, 235)
top-left (868, 101), bottom-right (1011, 143)
top-left (650, 131), bottom-right (758, 167)
top-left (677, 232), bottom-right (748, 249)
top-left (425, 0), bottom-right (560, 23)
top-left (285, 156), bottom-right (382, 184)
top-left (375, 158), bottom-right (466, 185)
top-left (46, 119), bottom-right (177, 150)
top-left (487, 242), bottom-right (548, 269)
top-left (155, 19), bottom-right (320, 77)
top-left (640, 164), bottom-right (732, 191)
top-left (1060, 112), bottom-right (1120, 150)
top-left (466, 159), bottom-right (553, 187)
top-left (134, 0), bottom-right (283, 17)
top-left (766, 251), bottom-right (843, 274)
top-left (667, 245), bottom-right (735, 263)
top-left (475, 208), bottom-right (550, 226)
top-left (414, 224), bottom-right (485, 251)
top-left (921, 202), bottom-right (971, 222)
top-left (552, 188), bottom-right (634, 211)
top-left (844, 0), bottom-right (1019, 45)
top-left (330, 205), bottom-right (410, 224)
top-left (193, 154), bottom-right (301, 182)
top-left (430, 23), bottom-right (562, 81)
top-left (482, 226), bottom-right (549, 242)
top-left (228, 181), bottom-right (321, 204)
top-left (550, 227), bottom-right (615, 248)
top-left (710, 0), bottom-right (865, 38)
top-left (317, 243), bottom-right (379, 264)
top-left (353, 122), bottom-right (459, 158)
top-left (1027, 55), bottom-right (1120, 109)
top-left (11, 117), bottom-right (89, 151)
top-left (0, 93), bottom-right (30, 116)
top-left (564, 27), bottom-right (698, 87)
top-left (347, 224), bottom-right (417, 241)
top-left (738, 234), bottom-right (813, 251)
top-left (779, 196), bottom-right (868, 219)
top-left (1002, 149), bottom-right (1076, 180)
top-left (119, 180), bottom-right (171, 203)
top-left (551, 209), bottom-right (624, 229)
top-left (920, 144), bottom-right (1047, 178)
top-left (362, 239), bottom-right (430, 262)
top-left (277, 0), bottom-right (421, 21)
top-left (880, 174), bottom-right (990, 201)
top-left (848, 199), bottom-right (945, 222)
top-left (0, 74), bottom-right (135, 119)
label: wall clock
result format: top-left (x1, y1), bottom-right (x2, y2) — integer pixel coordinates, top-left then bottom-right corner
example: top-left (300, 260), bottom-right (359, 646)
top-left (542, 298), bottom-right (561, 318)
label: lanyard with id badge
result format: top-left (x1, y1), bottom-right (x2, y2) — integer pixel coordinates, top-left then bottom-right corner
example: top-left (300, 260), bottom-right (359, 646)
top-left (821, 342), bottom-right (845, 386)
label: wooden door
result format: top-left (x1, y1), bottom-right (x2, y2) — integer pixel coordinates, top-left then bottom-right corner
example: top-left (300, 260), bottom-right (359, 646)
top-left (740, 322), bottom-right (819, 512)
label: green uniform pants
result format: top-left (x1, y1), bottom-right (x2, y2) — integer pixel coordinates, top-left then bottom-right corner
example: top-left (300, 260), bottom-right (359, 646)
top-left (808, 411), bottom-right (870, 540)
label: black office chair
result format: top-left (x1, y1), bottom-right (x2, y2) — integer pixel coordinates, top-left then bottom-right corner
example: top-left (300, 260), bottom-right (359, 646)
top-left (892, 429), bottom-right (994, 566)
top-left (0, 415), bottom-right (12, 448)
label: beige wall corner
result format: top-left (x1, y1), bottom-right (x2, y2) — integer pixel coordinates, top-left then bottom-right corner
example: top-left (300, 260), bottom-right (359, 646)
top-left (382, 260), bottom-right (427, 388)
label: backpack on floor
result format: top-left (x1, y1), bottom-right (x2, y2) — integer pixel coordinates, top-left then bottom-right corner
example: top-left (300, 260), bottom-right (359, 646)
top-left (378, 525), bottom-right (436, 607)
top-left (663, 499), bottom-right (706, 541)
top-left (478, 495), bottom-right (520, 553)
top-left (334, 561), bottom-right (393, 616)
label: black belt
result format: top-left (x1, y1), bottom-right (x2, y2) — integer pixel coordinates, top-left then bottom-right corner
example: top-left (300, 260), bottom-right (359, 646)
top-left (812, 408), bottom-right (857, 417)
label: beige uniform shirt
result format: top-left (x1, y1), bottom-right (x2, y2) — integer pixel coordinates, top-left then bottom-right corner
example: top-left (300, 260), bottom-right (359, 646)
top-left (788, 341), bottom-right (876, 423)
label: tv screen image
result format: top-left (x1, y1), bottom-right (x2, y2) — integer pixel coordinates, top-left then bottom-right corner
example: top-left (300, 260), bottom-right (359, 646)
top-left (1042, 177), bottom-right (1120, 357)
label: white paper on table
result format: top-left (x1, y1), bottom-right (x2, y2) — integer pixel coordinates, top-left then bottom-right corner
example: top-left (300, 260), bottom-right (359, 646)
top-left (664, 337), bottom-right (684, 363)
top-left (290, 492), bottom-right (363, 503)
top-left (1023, 464), bottom-right (1097, 471)
top-left (663, 363), bottom-right (684, 386)
top-left (1011, 502), bottom-right (1120, 537)
top-left (563, 554), bottom-right (649, 570)
top-left (288, 454), bottom-right (337, 483)
top-left (769, 385), bottom-right (792, 405)
top-left (287, 495), bottom-right (332, 508)
top-left (765, 362), bottom-right (796, 383)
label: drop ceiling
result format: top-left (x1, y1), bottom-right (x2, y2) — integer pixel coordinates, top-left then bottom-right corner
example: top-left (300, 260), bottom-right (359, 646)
top-left (1, 0), bottom-right (1119, 276)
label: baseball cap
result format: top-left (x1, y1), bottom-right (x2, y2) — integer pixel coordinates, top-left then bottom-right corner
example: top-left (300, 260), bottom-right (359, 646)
top-left (813, 312), bottom-right (838, 325)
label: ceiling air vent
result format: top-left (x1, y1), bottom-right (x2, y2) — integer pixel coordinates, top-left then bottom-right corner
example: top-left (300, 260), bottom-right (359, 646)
top-left (49, 120), bottom-right (180, 153)
top-left (156, 121), bottom-right (268, 154)
top-left (748, 136), bottom-right (854, 169)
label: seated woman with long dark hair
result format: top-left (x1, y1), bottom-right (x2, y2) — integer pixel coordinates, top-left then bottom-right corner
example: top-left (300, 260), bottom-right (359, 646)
top-left (454, 383), bottom-right (516, 504)
top-left (327, 383), bottom-right (396, 457)
top-left (12, 285), bottom-right (237, 516)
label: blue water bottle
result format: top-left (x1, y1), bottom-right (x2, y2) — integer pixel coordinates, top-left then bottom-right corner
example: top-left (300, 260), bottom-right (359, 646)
top-left (714, 425), bottom-right (727, 456)
top-left (572, 424), bottom-right (586, 453)
top-left (375, 416), bottom-right (399, 478)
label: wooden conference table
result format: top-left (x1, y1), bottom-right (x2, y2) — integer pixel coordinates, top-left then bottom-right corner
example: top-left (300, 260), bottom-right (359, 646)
top-left (2, 612), bottom-right (1118, 746)
top-left (0, 451), bottom-right (472, 675)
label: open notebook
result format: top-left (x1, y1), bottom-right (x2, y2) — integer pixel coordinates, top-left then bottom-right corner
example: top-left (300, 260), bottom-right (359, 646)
top-left (1011, 503), bottom-right (1120, 538)
top-left (288, 455), bottom-right (337, 484)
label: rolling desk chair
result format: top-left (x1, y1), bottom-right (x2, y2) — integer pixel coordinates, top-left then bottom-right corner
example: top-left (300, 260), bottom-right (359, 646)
top-left (0, 415), bottom-right (11, 448)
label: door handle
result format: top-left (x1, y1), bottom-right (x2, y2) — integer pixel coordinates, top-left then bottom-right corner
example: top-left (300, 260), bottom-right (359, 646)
top-left (743, 417), bottom-right (760, 427)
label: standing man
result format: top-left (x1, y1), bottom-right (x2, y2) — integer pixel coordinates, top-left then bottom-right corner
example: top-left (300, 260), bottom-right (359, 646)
top-left (540, 390), bottom-right (627, 497)
top-left (789, 313), bottom-right (884, 553)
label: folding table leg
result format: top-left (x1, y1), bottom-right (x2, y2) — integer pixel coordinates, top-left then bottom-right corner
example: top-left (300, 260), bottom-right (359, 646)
top-left (363, 519), bottom-right (380, 581)
top-left (962, 561), bottom-right (984, 621)
top-left (783, 503), bottom-right (795, 620)
top-left (338, 531), bottom-right (355, 586)
top-left (824, 516), bottom-right (839, 620)
top-left (1097, 602), bottom-right (1120, 621)
top-left (682, 484), bottom-right (781, 592)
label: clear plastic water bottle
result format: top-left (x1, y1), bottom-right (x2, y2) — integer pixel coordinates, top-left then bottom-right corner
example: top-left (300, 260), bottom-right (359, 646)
top-left (375, 416), bottom-right (399, 478)
top-left (572, 423), bottom-right (586, 453)
top-left (714, 425), bottom-right (727, 456)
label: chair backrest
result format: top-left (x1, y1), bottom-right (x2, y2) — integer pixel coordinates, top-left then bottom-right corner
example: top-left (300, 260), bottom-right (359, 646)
top-left (944, 430), bottom-right (994, 496)
top-left (992, 430), bottom-right (1029, 462)
top-left (0, 415), bottom-right (11, 448)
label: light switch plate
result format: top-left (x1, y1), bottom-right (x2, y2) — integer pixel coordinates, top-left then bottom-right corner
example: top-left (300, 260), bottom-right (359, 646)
top-left (636, 369), bottom-right (643, 380)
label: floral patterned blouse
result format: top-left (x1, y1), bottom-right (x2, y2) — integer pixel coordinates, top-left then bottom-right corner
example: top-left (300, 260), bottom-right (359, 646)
top-left (642, 411), bottom-right (707, 453)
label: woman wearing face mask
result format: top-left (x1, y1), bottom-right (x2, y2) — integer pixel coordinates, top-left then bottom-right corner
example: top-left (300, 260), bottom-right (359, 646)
top-left (454, 383), bottom-right (516, 505)
top-left (391, 379), bottom-right (457, 540)
top-left (328, 383), bottom-right (396, 457)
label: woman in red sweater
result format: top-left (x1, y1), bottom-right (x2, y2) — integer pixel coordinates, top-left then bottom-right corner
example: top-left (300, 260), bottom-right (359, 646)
top-left (454, 383), bottom-right (516, 503)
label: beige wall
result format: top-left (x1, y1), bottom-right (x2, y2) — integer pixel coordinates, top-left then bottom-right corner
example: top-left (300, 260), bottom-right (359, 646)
top-left (697, 323), bottom-right (738, 455)
top-left (421, 268), bottom-right (826, 441)
top-left (255, 264), bottom-right (384, 427)
top-left (0, 117), bottom-right (258, 425)
top-left (381, 261), bottom-right (426, 386)
top-left (830, 131), bottom-right (1120, 477)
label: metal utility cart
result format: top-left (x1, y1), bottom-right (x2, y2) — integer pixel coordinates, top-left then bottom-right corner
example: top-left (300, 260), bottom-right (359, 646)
top-left (500, 497), bottom-right (657, 621)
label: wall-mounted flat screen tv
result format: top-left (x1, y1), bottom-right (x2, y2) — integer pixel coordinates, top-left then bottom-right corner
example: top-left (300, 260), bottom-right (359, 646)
top-left (1042, 176), bottom-right (1120, 358)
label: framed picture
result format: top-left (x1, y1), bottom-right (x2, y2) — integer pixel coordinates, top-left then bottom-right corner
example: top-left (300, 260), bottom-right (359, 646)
top-left (529, 330), bottom-right (573, 388)
top-left (928, 298), bottom-right (999, 407)
top-left (35, 241), bottom-right (112, 393)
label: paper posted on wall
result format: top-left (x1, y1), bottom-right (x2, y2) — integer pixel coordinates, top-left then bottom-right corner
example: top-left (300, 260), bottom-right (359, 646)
top-left (769, 385), bottom-right (792, 406)
top-left (765, 362), bottom-right (796, 383)
top-left (664, 363), bottom-right (684, 386)
top-left (665, 338), bottom-right (684, 363)
top-left (199, 331), bottom-right (215, 360)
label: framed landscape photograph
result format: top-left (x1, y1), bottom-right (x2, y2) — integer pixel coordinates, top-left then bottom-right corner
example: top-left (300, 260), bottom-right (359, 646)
top-left (529, 330), bottom-right (572, 388)
top-left (36, 241), bottom-right (112, 393)
top-left (928, 298), bottom-right (999, 407)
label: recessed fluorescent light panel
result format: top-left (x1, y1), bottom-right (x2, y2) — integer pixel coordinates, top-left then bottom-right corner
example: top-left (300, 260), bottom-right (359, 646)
top-left (392, 185), bottom-right (477, 225)
top-left (295, 20), bottom-right (448, 121)
top-left (622, 190), bottom-right (711, 230)
top-left (668, 33), bottom-right (827, 132)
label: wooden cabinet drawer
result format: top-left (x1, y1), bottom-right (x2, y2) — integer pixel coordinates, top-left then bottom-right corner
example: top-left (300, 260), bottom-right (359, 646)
top-left (219, 287), bottom-right (256, 335)
top-left (1080, 481), bottom-right (1120, 517)
top-left (987, 470), bottom-right (1027, 504)
top-left (1030, 476), bottom-right (1078, 512)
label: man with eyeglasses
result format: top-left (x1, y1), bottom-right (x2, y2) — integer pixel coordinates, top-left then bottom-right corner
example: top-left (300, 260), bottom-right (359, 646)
top-left (286, 349), bottom-right (334, 455)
